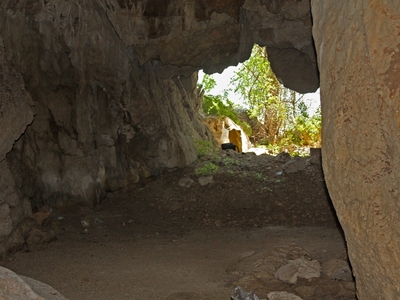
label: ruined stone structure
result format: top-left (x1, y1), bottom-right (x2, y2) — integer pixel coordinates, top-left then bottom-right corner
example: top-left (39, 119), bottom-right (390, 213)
top-left (0, 0), bottom-right (398, 298)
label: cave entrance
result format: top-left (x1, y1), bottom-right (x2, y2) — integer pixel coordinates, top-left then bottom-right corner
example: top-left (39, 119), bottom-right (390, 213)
top-left (2, 63), bottom-right (351, 299)
top-left (198, 44), bottom-right (321, 157)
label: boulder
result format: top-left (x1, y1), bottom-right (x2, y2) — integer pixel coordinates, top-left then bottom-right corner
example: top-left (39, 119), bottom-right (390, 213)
top-left (0, 266), bottom-right (67, 300)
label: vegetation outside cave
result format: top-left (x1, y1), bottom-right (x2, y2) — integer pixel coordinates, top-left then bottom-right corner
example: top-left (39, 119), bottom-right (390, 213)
top-left (197, 44), bottom-right (322, 156)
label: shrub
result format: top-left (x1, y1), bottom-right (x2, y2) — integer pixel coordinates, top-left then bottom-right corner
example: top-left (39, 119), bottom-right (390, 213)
top-left (195, 162), bottom-right (219, 176)
top-left (194, 140), bottom-right (216, 157)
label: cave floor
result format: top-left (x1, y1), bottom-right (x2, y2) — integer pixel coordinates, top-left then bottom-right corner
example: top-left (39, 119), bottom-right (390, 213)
top-left (2, 151), bottom-right (356, 300)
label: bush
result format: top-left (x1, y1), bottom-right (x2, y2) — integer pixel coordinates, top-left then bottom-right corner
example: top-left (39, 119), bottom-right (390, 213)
top-left (194, 140), bottom-right (216, 157)
top-left (202, 94), bottom-right (252, 137)
top-left (195, 162), bottom-right (219, 176)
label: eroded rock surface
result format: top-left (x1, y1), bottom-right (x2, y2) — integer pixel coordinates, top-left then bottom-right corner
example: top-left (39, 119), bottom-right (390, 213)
top-left (0, 266), bottom-right (67, 300)
top-left (312, 0), bottom-right (400, 298)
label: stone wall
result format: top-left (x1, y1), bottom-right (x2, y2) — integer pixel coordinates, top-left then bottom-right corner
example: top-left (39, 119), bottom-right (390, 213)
top-left (312, 0), bottom-right (400, 298)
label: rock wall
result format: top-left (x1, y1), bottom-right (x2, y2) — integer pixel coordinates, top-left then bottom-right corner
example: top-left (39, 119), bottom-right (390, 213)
top-left (0, 0), bottom-right (318, 255)
top-left (312, 0), bottom-right (400, 298)
top-left (0, 40), bottom-right (35, 255)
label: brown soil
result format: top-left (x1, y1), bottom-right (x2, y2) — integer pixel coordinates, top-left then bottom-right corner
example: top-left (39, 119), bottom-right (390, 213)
top-left (1, 151), bottom-right (356, 300)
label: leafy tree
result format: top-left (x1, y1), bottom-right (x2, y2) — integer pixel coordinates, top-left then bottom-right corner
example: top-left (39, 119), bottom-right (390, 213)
top-left (230, 45), bottom-right (286, 144)
top-left (198, 74), bottom-right (252, 136)
top-left (229, 44), bottom-right (321, 153)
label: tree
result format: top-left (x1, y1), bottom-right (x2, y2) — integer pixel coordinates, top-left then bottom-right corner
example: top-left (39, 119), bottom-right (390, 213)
top-left (230, 44), bottom-right (321, 151)
top-left (198, 74), bottom-right (252, 136)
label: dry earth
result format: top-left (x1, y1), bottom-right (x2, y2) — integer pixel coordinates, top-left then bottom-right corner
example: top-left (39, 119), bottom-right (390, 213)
top-left (1, 150), bottom-right (356, 300)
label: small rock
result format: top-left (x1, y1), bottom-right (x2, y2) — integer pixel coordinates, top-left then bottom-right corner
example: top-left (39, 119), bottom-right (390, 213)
top-left (178, 177), bottom-right (194, 188)
top-left (26, 227), bottom-right (56, 245)
top-left (231, 286), bottom-right (259, 300)
top-left (267, 291), bottom-right (303, 300)
top-left (290, 257), bottom-right (321, 279)
top-left (322, 259), bottom-right (353, 281)
top-left (274, 262), bottom-right (299, 284)
top-left (275, 257), bottom-right (320, 284)
top-left (198, 176), bottom-right (213, 186)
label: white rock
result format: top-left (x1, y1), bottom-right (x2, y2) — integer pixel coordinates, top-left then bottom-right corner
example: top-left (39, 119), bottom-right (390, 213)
top-left (290, 257), bottom-right (321, 279)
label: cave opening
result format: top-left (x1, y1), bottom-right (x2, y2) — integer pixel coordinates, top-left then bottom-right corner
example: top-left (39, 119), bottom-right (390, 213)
top-left (1, 62), bottom-right (352, 300)
top-left (0, 1), bottom-right (358, 299)
top-left (197, 44), bottom-right (322, 157)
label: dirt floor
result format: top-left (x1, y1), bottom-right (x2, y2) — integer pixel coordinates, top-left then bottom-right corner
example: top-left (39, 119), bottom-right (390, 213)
top-left (1, 150), bottom-right (357, 300)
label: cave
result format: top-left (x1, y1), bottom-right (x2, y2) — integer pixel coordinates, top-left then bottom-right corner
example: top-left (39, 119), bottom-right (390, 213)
top-left (0, 0), bottom-right (399, 299)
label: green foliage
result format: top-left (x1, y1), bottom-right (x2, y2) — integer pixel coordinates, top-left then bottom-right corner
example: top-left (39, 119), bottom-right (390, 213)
top-left (231, 45), bottom-right (282, 121)
top-left (197, 45), bottom-right (322, 155)
top-left (229, 44), bottom-right (322, 154)
top-left (194, 140), bottom-right (216, 157)
top-left (254, 172), bottom-right (266, 182)
top-left (284, 108), bottom-right (322, 147)
top-left (195, 162), bottom-right (219, 176)
top-left (199, 74), bottom-right (217, 93)
top-left (199, 75), bottom-right (252, 137)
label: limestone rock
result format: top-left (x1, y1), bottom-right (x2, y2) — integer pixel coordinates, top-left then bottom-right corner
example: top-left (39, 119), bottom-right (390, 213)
top-left (290, 257), bottom-right (321, 279)
top-left (231, 286), bottom-right (259, 300)
top-left (275, 257), bottom-right (320, 284)
top-left (322, 259), bottom-right (353, 281)
top-left (178, 177), bottom-right (194, 188)
top-left (19, 276), bottom-right (68, 300)
top-left (274, 262), bottom-right (299, 284)
top-left (0, 266), bottom-right (67, 300)
top-left (312, 0), bottom-right (400, 297)
top-left (198, 176), bottom-right (214, 186)
top-left (267, 291), bottom-right (302, 300)
top-left (0, 266), bottom-right (44, 300)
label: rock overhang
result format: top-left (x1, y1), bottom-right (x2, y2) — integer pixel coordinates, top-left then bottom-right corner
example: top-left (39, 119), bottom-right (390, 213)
top-left (102, 0), bottom-right (319, 92)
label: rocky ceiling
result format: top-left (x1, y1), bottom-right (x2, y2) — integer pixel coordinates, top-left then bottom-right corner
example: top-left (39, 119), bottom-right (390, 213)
top-left (109, 0), bottom-right (319, 92)
top-left (1, 0), bottom-right (318, 92)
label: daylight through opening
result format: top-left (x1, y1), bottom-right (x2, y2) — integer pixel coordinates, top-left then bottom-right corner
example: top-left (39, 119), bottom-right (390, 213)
top-left (198, 44), bottom-right (321, 156)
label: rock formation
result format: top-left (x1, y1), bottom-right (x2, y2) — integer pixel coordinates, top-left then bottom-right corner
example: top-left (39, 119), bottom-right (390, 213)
top-left (312, 0), bottom-right (400, 298)
top-left (0, 0), bottom-right (317, 256)
top-left (1, 0), bottom-right (399, 298)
